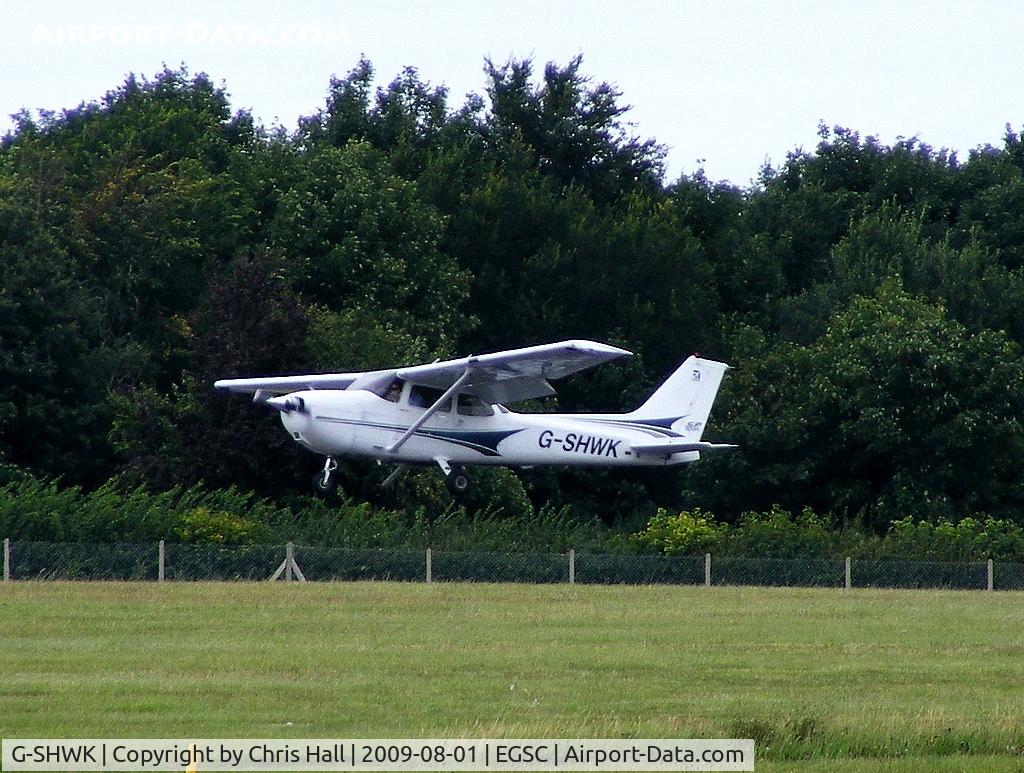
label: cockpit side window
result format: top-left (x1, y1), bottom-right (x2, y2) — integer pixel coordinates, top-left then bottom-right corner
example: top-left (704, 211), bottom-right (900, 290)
top-left (409, 384), bottom-right (451, 412)
top-left (383, 379), bottom-right (404, 403)
top-left (457, 394), bottom-right (494, 417)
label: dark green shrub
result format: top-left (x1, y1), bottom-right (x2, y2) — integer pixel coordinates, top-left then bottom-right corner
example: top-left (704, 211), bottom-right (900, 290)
top-left (630, 508), bottom-right (725, 555)
top-left (882, 516), bottom-right (1024, 561)
top-left (727, 506), bottom-right (833, 558)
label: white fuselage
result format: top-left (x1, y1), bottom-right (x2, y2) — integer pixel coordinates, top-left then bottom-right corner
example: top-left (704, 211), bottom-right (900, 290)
top-left (278, 388), bottom-right (699, 468)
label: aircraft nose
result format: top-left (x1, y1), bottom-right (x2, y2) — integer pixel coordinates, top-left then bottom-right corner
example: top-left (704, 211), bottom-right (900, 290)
top-left (279, 408), bottom-right (297, 433)
top-left (266, 395), bottom-right (307, 413)
top-left (263, 395), bottom-right (310, 438)
top-left (276, 398), bottom-right (319, 451)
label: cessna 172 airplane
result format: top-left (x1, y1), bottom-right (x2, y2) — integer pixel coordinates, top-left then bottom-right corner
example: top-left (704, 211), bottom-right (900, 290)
top-left (215, 340), bottom-right (735, 494)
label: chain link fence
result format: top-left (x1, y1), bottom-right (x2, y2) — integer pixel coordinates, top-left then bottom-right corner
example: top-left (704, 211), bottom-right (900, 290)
top-left (4, 538), bottom-right (1024, 590)
top-left (7, 541), bottom-right (160, 581)
top-left (710, 557), bottom-right (846, 588)
top-left (574, 553), bottom-right (705, 585)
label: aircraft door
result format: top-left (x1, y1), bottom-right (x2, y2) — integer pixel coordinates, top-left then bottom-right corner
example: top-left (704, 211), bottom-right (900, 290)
top-left (357, 377), bottom-right (405, 452)
top-left (454, 393), bottom-right (495, 427)
top-left (408, 384), bottom-right (454, 432)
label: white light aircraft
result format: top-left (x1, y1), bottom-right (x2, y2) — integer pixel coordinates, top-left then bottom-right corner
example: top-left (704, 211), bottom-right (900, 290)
top-left (215, 340), bottom-right (735, 495)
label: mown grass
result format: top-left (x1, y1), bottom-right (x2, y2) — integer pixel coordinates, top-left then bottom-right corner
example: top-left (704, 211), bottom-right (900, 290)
top-left (1, 582), bottom-right (1023, 771)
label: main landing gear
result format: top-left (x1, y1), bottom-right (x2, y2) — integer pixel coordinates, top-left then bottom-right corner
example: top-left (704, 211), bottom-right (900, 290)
top-left (434, 456), bottom-right (471, 496)
top-left (312, 457), bottom-right (339, 495)
top-left (446, 466), bottom-right (471, 495)
top-left (312, 457), bottom-right (471, 497)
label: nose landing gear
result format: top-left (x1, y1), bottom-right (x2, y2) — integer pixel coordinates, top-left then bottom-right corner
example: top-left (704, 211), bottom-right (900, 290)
top-left (312, 457), bottom-right (339, 495)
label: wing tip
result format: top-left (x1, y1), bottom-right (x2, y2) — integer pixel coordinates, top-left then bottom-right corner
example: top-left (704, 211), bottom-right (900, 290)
top-left (565, 339), bottom-right (633, 358)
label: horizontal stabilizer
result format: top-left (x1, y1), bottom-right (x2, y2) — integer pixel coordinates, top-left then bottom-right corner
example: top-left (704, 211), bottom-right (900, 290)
top-left (631, 440), bottom-right (738, 457)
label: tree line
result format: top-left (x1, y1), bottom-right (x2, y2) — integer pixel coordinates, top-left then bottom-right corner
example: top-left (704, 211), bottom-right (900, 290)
top-left (3, 58), bottom-right (1024, 539)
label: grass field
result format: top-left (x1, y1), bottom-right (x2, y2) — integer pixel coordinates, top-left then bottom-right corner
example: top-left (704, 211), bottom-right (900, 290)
top-left (2, 582), bottom-right (1024, 772)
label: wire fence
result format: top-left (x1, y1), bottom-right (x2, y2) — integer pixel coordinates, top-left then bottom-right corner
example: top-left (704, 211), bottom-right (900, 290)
top-left (3, 538), bottom-right (1024, 590)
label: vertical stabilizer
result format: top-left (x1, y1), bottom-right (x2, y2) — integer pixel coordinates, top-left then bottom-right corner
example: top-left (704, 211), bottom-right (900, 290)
top-left (629, 356), bottom-right (729, 439)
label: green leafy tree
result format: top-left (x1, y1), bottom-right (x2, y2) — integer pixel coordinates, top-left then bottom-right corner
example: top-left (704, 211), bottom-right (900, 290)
top-left (777, 204), bottom-right (1024, 344)
top-left (693, 284), bottom-right (1024, 527)
top-left (0, 171), bottom-right (117, 482)
top-left (483, 55), bottom-right (665, 204)
top-left (110, 254), bottom-right (311, 493)
top-left (267, 141), bottom-right (471, 354)
top-left (955, 127), bottom-right (1024, 270)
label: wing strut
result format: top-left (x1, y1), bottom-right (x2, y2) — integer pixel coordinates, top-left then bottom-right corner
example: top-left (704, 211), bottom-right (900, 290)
top-left (385, 366), bottom-right (474, 454)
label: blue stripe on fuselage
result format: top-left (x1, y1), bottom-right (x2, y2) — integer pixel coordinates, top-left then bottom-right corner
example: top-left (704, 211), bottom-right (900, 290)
top-left (315, 416), bottom-right (523, 456)
top-left (587, 416), bottom-right (683, 436)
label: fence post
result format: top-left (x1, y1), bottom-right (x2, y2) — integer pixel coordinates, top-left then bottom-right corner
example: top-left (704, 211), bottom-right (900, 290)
top-left (845, 557), bottom-right (851, 590)
top-left (158, 540), bottom-right (165, 582)
top-left (987, 558), bottom-right (994, 592)
top-left (285, 542), bottom-right (294, 582)
top-left (568, 549), bottom-right (575, 585)
top-left (3, 538), bottom-right (9, 582)
top-left (425, 548), bottom-right (432, 584)
top-left (704, 553), bottom-right (711, 587)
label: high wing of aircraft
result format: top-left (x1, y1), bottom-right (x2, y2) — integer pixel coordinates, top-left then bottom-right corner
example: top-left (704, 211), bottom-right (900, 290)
top-left (215, 339), bottom-right (735, 495)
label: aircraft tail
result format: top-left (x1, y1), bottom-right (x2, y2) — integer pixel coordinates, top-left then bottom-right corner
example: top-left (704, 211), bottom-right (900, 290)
top-left (628, 355), bottom-right (730, 440)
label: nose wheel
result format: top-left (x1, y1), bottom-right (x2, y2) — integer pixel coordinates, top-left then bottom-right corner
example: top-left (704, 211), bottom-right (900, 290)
top-left (312, 457), bottom-right (339, 495)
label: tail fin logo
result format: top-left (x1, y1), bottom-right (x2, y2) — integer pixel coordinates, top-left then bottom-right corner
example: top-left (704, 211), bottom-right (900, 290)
top-left (692, 369), bottom-right (701, 381)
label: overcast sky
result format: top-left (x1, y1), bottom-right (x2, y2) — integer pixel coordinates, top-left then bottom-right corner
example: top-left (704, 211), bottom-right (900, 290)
top-left (3, 0), bottom-right (1022, 186)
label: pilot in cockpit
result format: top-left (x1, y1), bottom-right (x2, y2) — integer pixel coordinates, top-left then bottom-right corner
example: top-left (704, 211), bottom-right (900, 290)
top-left (384, 380), bottom-right (402, 402)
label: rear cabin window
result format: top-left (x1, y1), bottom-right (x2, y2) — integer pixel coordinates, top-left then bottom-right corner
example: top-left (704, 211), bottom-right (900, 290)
top-left (409, 385), bottom-right (451, 412)
top-left (457, 394), bottom-right (494, 417)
